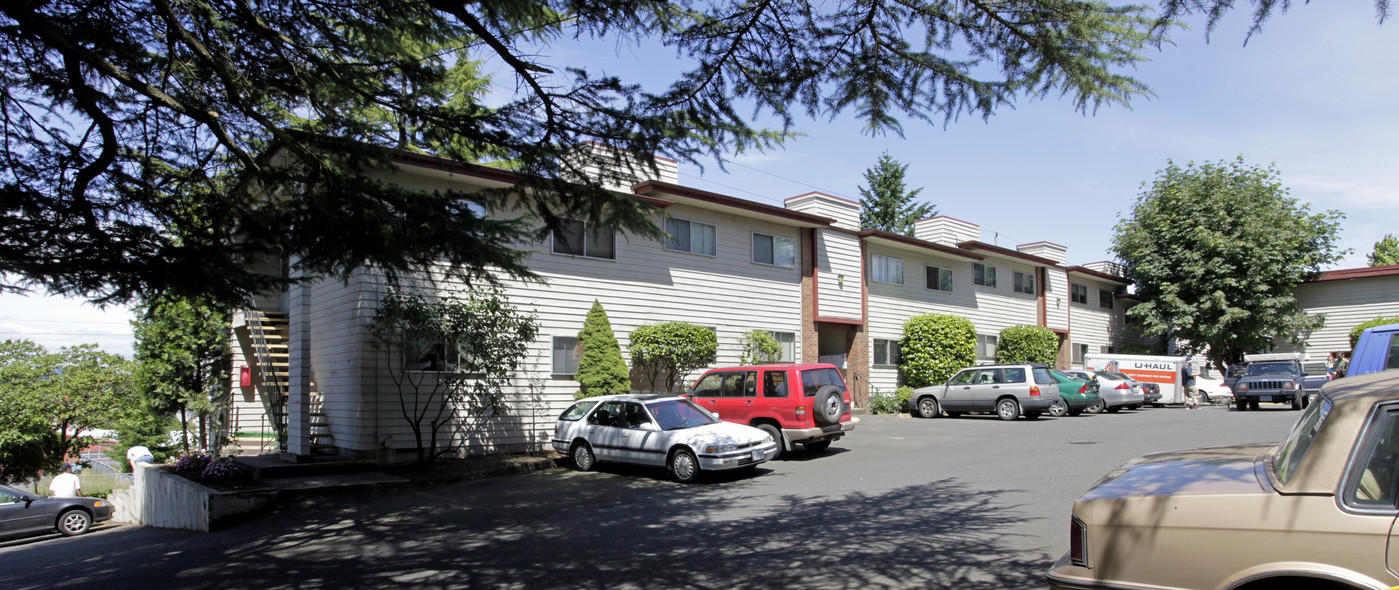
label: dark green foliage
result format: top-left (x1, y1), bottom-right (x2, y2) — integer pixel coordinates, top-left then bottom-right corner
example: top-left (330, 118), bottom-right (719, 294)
top-left (629, 322), bottom-right (718, 394)
top-left (1369, 234), bottom-right (1399, 267)
top-left (1351, 316), bottom-right (1399, 348)
top-left (0, 340), bottom-right (135, 483)
top-left (1, 0), bottom-right (1172, 305)
top-left (859, 153), bottom-right (936, 235)
top-left (900, 314), bottom-right (977, 388)
top-left (739, 330), bottom-right (783, 365)
top-left (1111, 157), bottom-right (1347, 373)
top-left (995, 325), bottom-right (1061, 366)
top-left (131, 294), bottom-right (232, 454)
top-left (575, 300), bottom-right (630, 398)
top-left (868, 386), bottom-right (914, 415)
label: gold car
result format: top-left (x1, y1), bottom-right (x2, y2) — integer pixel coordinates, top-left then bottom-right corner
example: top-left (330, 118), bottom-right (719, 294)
top-left (1048, 370), bottom-right (1399, 590)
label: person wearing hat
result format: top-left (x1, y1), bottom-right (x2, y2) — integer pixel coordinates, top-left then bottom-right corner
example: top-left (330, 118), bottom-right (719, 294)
top-left (1182, 356), bottom-right (1199, 409)
top-left (49, 464), bottom-right (81, 497)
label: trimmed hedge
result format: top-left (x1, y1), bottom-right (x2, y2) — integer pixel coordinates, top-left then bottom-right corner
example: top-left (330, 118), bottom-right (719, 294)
top-left (995, 324), bottom-right (1060, 366)
top-left (900, 313), bottom-right (976, 388)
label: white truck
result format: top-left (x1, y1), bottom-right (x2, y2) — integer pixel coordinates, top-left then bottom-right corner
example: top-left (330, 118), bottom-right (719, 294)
top-left (1082, 353), bottom-right (1229, 405)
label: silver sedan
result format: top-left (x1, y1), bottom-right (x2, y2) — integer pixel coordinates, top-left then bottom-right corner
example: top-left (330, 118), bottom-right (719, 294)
top-left (1090, 371), bottom-right (1147, 412)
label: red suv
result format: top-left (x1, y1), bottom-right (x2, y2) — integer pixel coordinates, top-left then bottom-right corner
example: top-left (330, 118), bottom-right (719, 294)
top-left (686, 363), bottom-right (855, 458)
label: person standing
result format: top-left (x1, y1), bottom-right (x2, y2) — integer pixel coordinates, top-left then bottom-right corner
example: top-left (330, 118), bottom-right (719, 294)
top-left (49, 464), bottom-right (81, 497)
top-left (1182, 356), bottom-right (1199, 409)
top-left (1336, 352), bottom-right (1351, 380)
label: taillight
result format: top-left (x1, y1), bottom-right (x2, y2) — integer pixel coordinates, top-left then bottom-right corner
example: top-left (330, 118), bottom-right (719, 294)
top-left (1115, 382), bottom-right (1129, 390)
top-left (1077, 384), bottom-right (1088, 394)
top-left (1030, 386), bottom-right (1041, 396)
top-left (796, 405), bottom-right (807, 422)
top-left (1070, 515), bottom-right (1088, 567)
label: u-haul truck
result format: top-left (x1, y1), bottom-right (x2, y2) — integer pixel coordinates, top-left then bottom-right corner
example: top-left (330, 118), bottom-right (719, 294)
top-left (1082, 353), bottom-right (1192, 404)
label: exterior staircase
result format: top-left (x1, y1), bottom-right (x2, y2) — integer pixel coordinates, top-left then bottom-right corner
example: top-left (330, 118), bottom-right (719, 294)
top-left (234, 309), bottom-right (335, 456)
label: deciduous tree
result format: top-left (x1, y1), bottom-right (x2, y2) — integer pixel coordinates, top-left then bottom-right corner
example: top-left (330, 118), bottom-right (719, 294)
top-left (739, 331), bottom-right (783, 366)
top-left (859, 153), bottom-right (936, 235)
top-left (1111, 157), bottom-right (1347, 372)
top-left (629, 323), bottom-right (718, 394)
top-left (1368, 234), bottom-right (1399, 267)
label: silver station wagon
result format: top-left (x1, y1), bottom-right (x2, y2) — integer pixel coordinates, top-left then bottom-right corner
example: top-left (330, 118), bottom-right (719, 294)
top-left (909, 363), bottom-right (1063, 420)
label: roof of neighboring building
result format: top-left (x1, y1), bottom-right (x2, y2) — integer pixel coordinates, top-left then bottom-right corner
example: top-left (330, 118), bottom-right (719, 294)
top-left (956, 241), bottom-right (1063, 268)
top-left (1066, 265), bottom-right (1132, 285)
top-left (633, 180), bottom-right (836, 228)
top-left (1310, 264), bottom-right (1399, 282)
top-left (858, 230), bottom-right (985, 261)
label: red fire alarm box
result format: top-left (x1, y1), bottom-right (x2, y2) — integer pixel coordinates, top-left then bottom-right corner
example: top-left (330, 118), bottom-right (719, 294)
top-left (239, 366), bottom-right (252, 387)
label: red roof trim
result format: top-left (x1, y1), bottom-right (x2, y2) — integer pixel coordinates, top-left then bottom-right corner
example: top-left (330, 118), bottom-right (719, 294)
top-left (858, 230), bottom-right (985, 261)
top-left (1312, 264), bottom-right (1399, 282)
top-left (634, 180), bottom-right (835, 226)
top-left (956, 241), bottom-right (1062, 267)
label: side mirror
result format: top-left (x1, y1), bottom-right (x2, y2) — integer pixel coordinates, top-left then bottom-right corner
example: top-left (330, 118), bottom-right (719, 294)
top-left (637, 422), bottom-right (660, 432)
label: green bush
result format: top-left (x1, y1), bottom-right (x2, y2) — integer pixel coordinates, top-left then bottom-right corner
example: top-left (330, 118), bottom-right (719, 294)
top-left (1351, 316), bottom-right (1399, 348)
top-left (900, 313), bottom-right (976, 388)
top-left (995, 324), bottom-right (1060, 365)
top-left (629, 322), bottom-right (718, 394)
top-left (738, 330), bottom-right (782, 365)
top-left (574, 300), bottom-right (630, 398)
top-left (866, 387), bottom-right (912, 415)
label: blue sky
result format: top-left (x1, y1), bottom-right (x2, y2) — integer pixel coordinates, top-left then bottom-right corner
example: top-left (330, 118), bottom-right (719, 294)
top-left (2, 5), bottom-right (1394, 357)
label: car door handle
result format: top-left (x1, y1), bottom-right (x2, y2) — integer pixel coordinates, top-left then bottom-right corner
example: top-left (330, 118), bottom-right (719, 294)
top-left (745, 400), bottom-right (753, 405)
top-left (992, 386), bottom-right (1000, 389)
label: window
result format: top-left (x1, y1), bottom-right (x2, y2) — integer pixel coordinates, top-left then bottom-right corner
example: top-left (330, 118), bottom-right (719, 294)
top-left (1099, 289), bottom-right (1115, 309)
top-left (974, 263), bottom-right (997, 287)
top-left (1003, 367), bottom-right (1026, 383)
top-left (665, 218), bottom-right (717, 256)
top-left (1073, 343), bottom-right (1089, 364)
top-left (1071, 284), bottom-right (1088, 305)
top-left (871, 254), bottom-right (903, 284)
top-left (1013, 271), bottom-right (1036, 295)
top-left (976, 334), bottom-right (998, 360)
top-left (767, 331), bottom-right (796, 362)
top-left (552, 336), bottom-right (579, 375)
top-left (873, 339), bottom-right (901, 366)
top-left (799, 367), bottom-right (846, 396)
top-left (763, 370), bottom-right (791, 398)
top-left (926, 266), bottom-right (953, 292)
top-left (403, 330), bottom-right (479, 374)
top-left (1344, 405), bottom-right (1399, 509)
top-left (552, 219), bottom-right (616, 260)
top-left (720, 371), bottom-right (757, 397)
top-left (753, 232), bottom-right (797, 268)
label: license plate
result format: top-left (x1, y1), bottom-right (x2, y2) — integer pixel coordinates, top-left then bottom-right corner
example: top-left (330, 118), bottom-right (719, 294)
top-left (1261, 396), bottom-right (1273, 402)
top-left (752, 449), bottom-right (764, 461)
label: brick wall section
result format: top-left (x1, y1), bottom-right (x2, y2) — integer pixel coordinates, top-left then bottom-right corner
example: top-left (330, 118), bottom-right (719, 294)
top-left (799, 227), bottom-right (872, 408)
top-left (801, 228), bottom-right (818, 363)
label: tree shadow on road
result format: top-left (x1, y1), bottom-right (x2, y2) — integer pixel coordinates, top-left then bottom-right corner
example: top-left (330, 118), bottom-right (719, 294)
top-left (0, 471), bottom-right (1053, 589)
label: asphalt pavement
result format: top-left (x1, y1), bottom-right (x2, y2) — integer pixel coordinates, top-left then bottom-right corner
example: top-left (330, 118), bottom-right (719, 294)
top-left (0, 403), bottom-right (1301, 589)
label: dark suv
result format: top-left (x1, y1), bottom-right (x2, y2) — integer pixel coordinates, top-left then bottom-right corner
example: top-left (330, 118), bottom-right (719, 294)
top-left (1233, 357), bottom-right (1307, 411)
top-left (687, 363), bottom-right (855, 458)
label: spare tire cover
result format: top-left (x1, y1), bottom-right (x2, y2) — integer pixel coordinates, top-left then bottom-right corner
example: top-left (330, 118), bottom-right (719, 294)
top-left (813, 385), bottom-right (846, 426)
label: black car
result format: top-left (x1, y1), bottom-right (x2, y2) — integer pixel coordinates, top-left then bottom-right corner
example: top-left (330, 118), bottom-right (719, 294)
top-left (0, 484), bottom-right (114, 539)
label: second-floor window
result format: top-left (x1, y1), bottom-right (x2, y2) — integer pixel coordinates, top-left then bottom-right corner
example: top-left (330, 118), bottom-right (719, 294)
top-left (552, 220), bottom-right (616, 260)
top-left (665, 218), bottom-right (717, 256)
top-left (752, 232), bottom-right (796, 268)
top-left (926, 266), bottom-right (952, 292)
top-left (1071, 284), bottom-right (1088, 305)
top-left (871, 254), bottom-right (903, 285)
top-left (974, 263), bottom-right (997, 287)
top-left (1099, 289), bottom-right (1115, 309)
top-left (1014, 271), bottom-right (1036, 295)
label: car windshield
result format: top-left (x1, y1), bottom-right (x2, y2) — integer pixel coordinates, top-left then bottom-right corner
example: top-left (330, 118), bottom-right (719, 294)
top-left (647, 398), bottom-right (719, 431)
top-left (1247, 362), bottom-right (1299, 376)
top-left (1273, 397), bottom-right (1333, 485)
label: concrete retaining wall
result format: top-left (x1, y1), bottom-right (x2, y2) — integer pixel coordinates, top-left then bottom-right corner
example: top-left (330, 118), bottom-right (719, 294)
top-left (108, 463), bottom-right (278, 532)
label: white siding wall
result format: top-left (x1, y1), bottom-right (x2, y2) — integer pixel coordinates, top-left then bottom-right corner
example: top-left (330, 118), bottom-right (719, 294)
top-left (1276, 275), bottom-right (1399, 357)
top-left (1044, 267), bottom-right (1069, 331)
top-left (1067, 276), bottom-right (1131, 365)
top-left (817, 230), bottom-right (863, 320)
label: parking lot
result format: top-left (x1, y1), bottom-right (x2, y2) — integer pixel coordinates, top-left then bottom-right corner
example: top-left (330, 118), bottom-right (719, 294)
top-left (0, 404), bottom-right (1301, 590)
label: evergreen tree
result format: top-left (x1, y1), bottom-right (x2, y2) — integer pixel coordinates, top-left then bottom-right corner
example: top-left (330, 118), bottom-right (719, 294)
top-left (131, 293), bottom-right (233, 454)
top-left (575, 300), bottom-right (630, 398)
top-left (858, 153), bottom-right (936, 235)
top-left (1368, 234), bottom-right (1399, 266)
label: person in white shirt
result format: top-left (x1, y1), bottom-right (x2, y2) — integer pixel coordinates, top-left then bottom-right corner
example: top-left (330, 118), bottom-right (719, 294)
top-left (50, 464), bottom-right (81, 497)
top-left (127, 445), bottom-right (155, 471)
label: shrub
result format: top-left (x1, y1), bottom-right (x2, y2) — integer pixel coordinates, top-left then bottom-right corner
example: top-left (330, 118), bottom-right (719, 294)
top-left (739, 330), bottom-right (782, 365)
top-left (866, 387), bottom-right (913, 415)
top-left (995, 324), bottom-right (1060, 365)
top-left (1350, 316), bottom-right (1399, 348)
top-left (629, 322), bottom-right (718, 394)
top-left (172, 453), bottom-right (211, 477)
top-left (574, 300), bottom-right (630, 398)
top-left (200, 456), bottom-right (250, 483)
top-left (900, 313), bottom-right (977, 388)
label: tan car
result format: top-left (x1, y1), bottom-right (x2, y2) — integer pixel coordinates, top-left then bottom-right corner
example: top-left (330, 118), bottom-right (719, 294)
top-left (1048, 369), bottom-right (1399, 590)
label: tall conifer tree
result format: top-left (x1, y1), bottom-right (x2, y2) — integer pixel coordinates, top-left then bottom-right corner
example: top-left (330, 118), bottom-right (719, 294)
top-left (575, 300), bottom-right (630, 397)
top-left (858, 153), bottom-right (936, 235)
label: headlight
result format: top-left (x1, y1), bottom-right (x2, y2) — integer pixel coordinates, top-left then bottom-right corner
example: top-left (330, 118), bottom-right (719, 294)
top-left (705, 444), bottom-right (737, 453)
top-left (1237, 383), bottom-right (1249, 391)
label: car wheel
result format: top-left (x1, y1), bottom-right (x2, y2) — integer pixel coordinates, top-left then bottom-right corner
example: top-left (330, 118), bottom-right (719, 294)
top-left (1291, 394), bottom-right (1303, 410)
top-left (802, 439), bottom-right (832, 452)
top-left (996, 398), bottom-right (1020, 421)
top-left (812, 385), bottom-right (846, 426)
top-left (1085, 400), bottom-right (1103, 414)
top-left (1105, 405), bottom-right (1121, 413)
top-left (755, 423), bottom-right (785, 460)
top-left (1200, 392), bottom-right (1212, 404)
top-left (1048, 400), bottom-right (1068, 417)
top-left (916, 396), bottom-right (941, 419)
top-left (669, 448), bottom-right (701, 484)
top-left (571, 441), bottom-right (596, 472)
top-left (1235, 400), bottom-right (1247, 411)
top-left (1249, 400), bottom-right (1260, 410)
top-left (57, 509), bottom-right (91, 537)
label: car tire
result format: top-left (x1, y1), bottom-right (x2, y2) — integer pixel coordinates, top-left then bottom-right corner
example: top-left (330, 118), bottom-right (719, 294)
top-left (756, 423), bottom-right (785, 460)
top-left (802, 439), bottom-right (832, 452)
top-left (1291, 394), bottom-right (1303, 410)
top-left (1085, 400), bottom-right (1104, 414)
top-left (1105, 405), bottom-right (1121, 413)
top-left (812, 385), bottom-right (846, 426)
top-left (916, 396), bottom-right (941, 419)
top-left (1200, 392), bottom-right (1212, 405)
top-left (57, 509), bottom-right (91, 537)
top-left (1048, 400), bottom-right (1068, 417)
top-left (1236, 400), bottom-right (1247, 411)
top-left (571, 441), bottom-right (596, 472)
top-left (996, 398), bottom-right (1020, 421)
top-left (669, 448), bottom-right (701, 484)
top-left (1249, 400), bottom-right (1260, 410)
